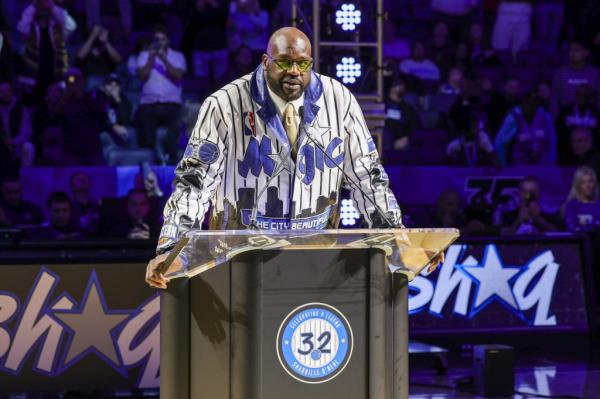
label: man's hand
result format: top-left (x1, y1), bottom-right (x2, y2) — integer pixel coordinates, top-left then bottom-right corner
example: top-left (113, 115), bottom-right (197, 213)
top-left (145, 253), bottom-right (170, 289)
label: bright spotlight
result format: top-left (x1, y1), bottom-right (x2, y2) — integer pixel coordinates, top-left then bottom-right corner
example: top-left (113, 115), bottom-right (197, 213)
top-left (335, 3), bottom-right (362, 31)
top-left (340, 199), bottom-right (360, 226)
top-left (335, 57), bottom-right (362, 84)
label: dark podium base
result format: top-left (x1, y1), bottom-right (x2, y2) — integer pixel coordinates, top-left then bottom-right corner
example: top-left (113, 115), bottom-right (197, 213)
top-left (161, 249), bottom-right (408, 399)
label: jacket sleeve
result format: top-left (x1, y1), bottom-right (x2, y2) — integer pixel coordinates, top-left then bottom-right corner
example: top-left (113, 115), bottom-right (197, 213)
top-left (157, 98), bottom-right (228, 254)
top-left (343, 94), bottom-right (403, 227)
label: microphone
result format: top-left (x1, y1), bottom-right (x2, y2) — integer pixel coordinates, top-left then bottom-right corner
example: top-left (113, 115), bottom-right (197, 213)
top-left (298, 106), bottom-right (398, 228)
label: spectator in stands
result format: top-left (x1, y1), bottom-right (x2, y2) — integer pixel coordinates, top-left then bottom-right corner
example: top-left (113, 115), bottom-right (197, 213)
top-left (563, 166), bottom-right (600, 232)
top-left (220, 45), bottom-right (255, 86)
top-left (536, 81), bottom-right (552, 111)
top-left (492, 0), bottom-right (533, 59)
top-left (447, 79), bottom-right (486, 140)
top-left (551, 40), bottom-right (600, 118)
top-left (76, 25), bottom-right (122, 91)
top-left (438, 67), bottom-right (463, 95)
top-left (17, 0), bottom-right (76, 100)
top-left (568, 127), bottom-right (600, 177)
top-left (29, 191), bottom-right (81, 240)
top-left (400, 40), bottom-right (441, 84)
top-left (495, 92), bottom-right (556, 166)
top-left (108, 188), bottom-right (159, 239)
top-left (181, 0), bottom-right (229, 85)
top-left (557, 84), bottom-right (600, 164)
top-left (0, 175), bottom-right (42, 227)
top-left (427, 22), bottom-right (454, 77)
top-left (487, 77), bottom-right (522, 135)
top-left (447, 110), bottom-right (497, 166)
top-left (430, 189), bottom-right (466, 228)
top-left (61, 67), bottom-right (106, 165)
top-left (452, 42), bottom-right (473, 78)
top-left (99, 73), bottom-right (137, 162)
top-left (32, 81), bottom-right (66, 162)
top-left (383, 58), bottom-right (401, 94)
top-left (495, 176), bottom-right (559, 235)
top-left (133, 167), bottom-right (166, 224)
top-left (227, 0), bottom-right (268, 58)
top-left (467, 21), bottom-right (498, 67)
top-left (383, 20), bottom-right (410, 61)
top-left (38, 123), bottom-right (67, 165)
top-left (137, 24), bottom-right (186, 165)
top-left (69, 171), bottom-right (100, 236)
top-left (383, 78), bottom-right (419, 151)
top-left (0, 81), bottom-right (35, 166)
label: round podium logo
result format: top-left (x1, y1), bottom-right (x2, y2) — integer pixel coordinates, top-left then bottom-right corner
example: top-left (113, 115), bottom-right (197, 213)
top-left (276, 303), bottom-right (353, 384)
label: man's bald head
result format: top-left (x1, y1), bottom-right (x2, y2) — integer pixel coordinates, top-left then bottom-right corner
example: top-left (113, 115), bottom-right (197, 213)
top-left (267, 27), bottom-right (312, 58)
top-left (263, 27), bottom-right (313, 102)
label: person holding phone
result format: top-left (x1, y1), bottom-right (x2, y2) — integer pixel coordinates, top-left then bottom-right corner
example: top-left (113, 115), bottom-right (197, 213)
top-left (496, 176), bottom-right (559, 235)
top-left (136, 24), bottom-right (187, 164)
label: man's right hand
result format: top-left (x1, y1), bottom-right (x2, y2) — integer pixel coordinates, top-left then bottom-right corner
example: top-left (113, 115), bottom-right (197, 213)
top-left (145, 253), bottom-right (170, 289)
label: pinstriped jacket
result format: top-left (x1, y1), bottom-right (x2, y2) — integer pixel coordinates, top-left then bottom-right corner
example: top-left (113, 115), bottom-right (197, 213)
top-left (157, 64), bottom-right (402, 254)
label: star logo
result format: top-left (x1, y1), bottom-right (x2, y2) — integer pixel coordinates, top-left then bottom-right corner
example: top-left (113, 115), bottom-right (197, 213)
top-left (53, 271), bottom-right (130, 374)
top-left (267, 147), bottom-right (293, 177)
top-left (457, 245), bottom-right (522, 317)
top-left (305, 119), bottom-right (332, 147)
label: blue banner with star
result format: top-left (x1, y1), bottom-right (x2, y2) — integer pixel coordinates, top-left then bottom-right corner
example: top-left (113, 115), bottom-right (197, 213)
top-left (408, 236), bottom-right (592, 333)
top-left (0, 260), bottom-right (160, 393)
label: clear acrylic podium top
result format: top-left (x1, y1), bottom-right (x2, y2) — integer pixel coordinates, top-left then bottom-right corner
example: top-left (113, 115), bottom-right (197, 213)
top-left (162, 228), bottom-right (460, 282)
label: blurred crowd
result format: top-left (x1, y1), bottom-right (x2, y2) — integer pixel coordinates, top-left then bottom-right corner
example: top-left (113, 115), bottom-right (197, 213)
top-left (0, 169), bottom-right (166, 240)
top-left (0, 0), bottom-right (282, 173)
top-left (401, 166), bottom-right (600, 236)
top-left (2, 0), bottom-right (600, 240)
top-left (382, 1), bottom-right (600, 173)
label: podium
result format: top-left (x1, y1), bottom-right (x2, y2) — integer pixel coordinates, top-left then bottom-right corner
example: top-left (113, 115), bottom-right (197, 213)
top-left (159, 228), bottom-right (459, 399)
